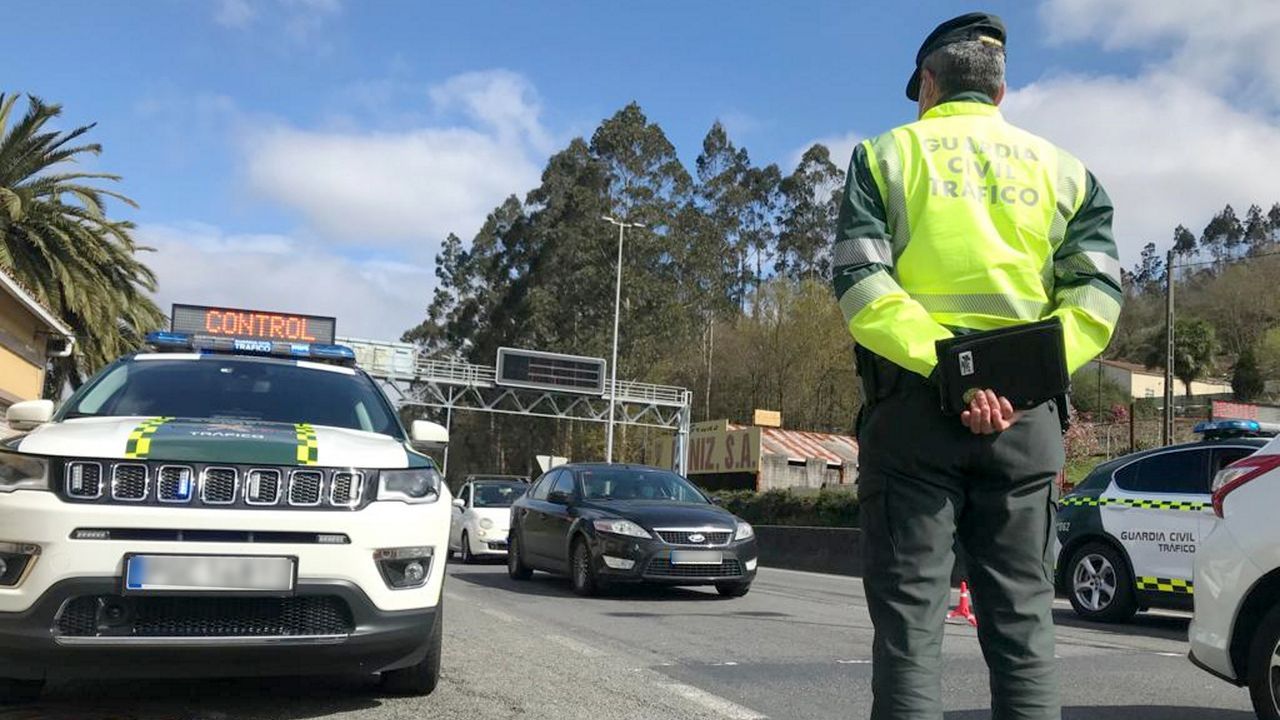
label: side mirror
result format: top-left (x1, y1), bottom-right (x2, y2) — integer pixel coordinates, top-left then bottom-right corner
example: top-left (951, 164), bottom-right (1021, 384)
top-left (452, 498), bottom-right (465, 510)
top-left (410, 420), bottom-right (449, 448)
top-left (547, 490), bottom-right (572, 506)
top-left (710, 496), bottom-right (724, 506)
top-left (6, 400), bottom-right (54, 431)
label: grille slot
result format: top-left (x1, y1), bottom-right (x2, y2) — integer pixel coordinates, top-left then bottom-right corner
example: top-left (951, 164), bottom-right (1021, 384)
top-left (329, 472), bottom-right (362, 507)
top-left (65, 462), bottom-right (104, 499)
top-left (245, 469), bottom-right (282, 506)
top-left (201, 468), bottom-right (238, 505)
top-left (111, 464), bottom-right (149, 502)
top-left (157, 466), bottom-right (195, 503)
top-left (56, 595), bottom-right (354, 638)
top-left (656, 530), bottom-right (733, 546)
top-left (646, 558), bottom-right (744, 578)
top-left (289, 471), bottom-right (323, 507)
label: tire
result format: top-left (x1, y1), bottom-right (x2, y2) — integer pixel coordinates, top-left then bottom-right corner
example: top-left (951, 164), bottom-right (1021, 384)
top-left (381, 599), bottom-right (443, 697)
top-left (1248, 602), bottom-right (1280, 720)
top-left (459, 532), bottom-right (473, 564)
top-left (507, 529), bottom-right (533, 580)
top-left (571, 538), bottom-right (605, 597)
top-left (716, 581), bottom-right (752, 598)
top-left (0, 678), bottom-right (44, 705)
top-left (1067, 542), bottom-right (1137, 623)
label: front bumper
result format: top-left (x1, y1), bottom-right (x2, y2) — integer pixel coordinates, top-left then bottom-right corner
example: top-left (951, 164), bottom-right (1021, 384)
top-left (467, 529), bottom-right (510, 556)
top-left (1189, 522), bottom-right (1263, 685)
top-left (589, 534), bottom-right (758, 585)
top-left (0, 578), bottom-right (436, 680)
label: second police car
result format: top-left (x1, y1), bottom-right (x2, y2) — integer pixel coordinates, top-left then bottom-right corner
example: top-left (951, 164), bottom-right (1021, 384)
top-left (1055, 420), bottom-right (1276, 623)
top-left (0, 305), bottom-right (451, 704)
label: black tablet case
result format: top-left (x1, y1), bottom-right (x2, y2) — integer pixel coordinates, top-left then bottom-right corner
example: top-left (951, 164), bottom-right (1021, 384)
top-left (934, 318), bottom-right (1070, 415)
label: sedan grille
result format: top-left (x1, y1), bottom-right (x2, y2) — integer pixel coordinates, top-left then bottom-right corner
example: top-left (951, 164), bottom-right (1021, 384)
top-left (646, 558), bottom-right (744, 578)
top-left (656, 530), bottom-right (733, 546)
top-left (56, 595), bottom-right (354, 638)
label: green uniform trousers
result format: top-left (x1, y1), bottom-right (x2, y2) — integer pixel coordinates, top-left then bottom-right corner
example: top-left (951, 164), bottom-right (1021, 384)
top-left (858, 370), bottom-right (1063, 720)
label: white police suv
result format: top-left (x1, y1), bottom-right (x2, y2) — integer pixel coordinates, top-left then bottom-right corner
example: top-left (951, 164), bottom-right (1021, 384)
top-left (1055, 420), bottom-right (1276, 623)
top-left (0, 305), bottom-right (451, 704)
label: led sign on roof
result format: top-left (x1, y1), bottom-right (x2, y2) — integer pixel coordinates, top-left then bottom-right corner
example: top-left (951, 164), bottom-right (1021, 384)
top-left (171, 304), bottom-right (337, 345)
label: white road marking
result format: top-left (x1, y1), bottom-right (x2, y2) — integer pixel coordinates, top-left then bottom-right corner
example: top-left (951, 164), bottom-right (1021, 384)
top-left (660, 681), bottom-right (768, 719)
top-left (1154, 651), bottom-right (1184, 657)
top-left (545, 633), bottom-right (606, 657)
top-left (837, 659), bottom-right (871, 664)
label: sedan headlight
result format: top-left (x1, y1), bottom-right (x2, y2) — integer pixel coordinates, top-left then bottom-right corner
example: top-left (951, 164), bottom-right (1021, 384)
top-left (735, 521), bottom-right (755, 541)
top-left (593, 518), bottom-right (651, 539)
top-left (479, 518), bottom-right (495, 530)
top-left (0, 451), bottom-right (48, 493)
top-left (377, 467), bottom-right (443, 504)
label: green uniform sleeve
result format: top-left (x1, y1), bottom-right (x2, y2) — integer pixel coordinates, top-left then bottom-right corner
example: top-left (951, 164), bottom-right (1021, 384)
top-left (1049, 171), bottom-right (1123, 374)
top-left (832, 140), bottom-right (952, 378)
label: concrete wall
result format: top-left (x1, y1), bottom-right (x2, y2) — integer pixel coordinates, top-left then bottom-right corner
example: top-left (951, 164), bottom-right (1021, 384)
top-left (755, 525), bottom-right (966, 585)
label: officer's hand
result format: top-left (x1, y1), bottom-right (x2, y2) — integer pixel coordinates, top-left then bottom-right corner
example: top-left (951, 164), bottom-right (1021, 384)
top-left (960, 389), bottom-right (1021, 434)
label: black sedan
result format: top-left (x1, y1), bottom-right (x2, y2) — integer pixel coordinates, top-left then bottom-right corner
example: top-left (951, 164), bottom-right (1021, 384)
top-left (507, 463), bottom-right (758, 597)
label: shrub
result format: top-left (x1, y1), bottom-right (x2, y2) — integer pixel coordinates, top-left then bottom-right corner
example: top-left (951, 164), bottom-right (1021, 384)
top-left (712, 488), bottom-right (859, 527)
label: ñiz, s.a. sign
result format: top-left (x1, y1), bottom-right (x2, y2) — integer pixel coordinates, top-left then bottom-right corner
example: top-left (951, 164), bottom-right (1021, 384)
top-left (650, 425), bottom-right (761, 476)
top-left (172, 304), bottom-right (337, 345)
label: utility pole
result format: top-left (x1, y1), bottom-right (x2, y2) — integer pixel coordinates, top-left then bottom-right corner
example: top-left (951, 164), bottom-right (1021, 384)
top-left (1163, 250), bottom-right (1176, 446)
top-left (601, 216), bottom-right (645, 463)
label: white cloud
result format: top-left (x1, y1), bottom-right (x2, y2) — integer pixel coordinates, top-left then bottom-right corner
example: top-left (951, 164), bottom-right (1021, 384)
top-left (789, 131), bottom-right (863, 173)
top-left (214, 0), bottom-right (255, 28)
top-left (1004, 72), bottom-right (1280, 261)
top-left (139, 222), bottom-right (432, 341)
top-left (1042, 0), bottom-right (1280, 107)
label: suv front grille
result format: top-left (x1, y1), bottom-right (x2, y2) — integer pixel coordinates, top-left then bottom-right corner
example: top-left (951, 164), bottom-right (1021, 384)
top-left (656, 530), bottom-right (733, 546)
top-left (57, 460), bottom-right (375, 510)
top-left (56, 595), bottom-right (354, 639)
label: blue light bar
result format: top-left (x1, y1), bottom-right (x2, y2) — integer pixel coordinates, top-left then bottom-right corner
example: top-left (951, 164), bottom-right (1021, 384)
top-left (145, 331), bottom-right (193, 349)
top-left (144, 331), bottom-right (355, 366)
top-left (1195, 419), bottom-right (1262, 435)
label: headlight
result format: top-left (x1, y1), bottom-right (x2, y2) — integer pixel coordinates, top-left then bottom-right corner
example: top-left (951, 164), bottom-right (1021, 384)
top-left (593, 518), bottom-right (651, 539)
top-left (735, 521), bottom-right (755, 541)
top-left (479, 518), bottom-right (494, 530)
top-left (0, 451), bottom-right (48, 493)
top-left (377, 468), bottom-right (442, 504)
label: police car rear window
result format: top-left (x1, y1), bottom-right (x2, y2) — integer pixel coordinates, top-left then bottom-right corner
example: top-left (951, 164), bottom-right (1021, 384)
top-left (1114, 449), bottom-right (1210, 495)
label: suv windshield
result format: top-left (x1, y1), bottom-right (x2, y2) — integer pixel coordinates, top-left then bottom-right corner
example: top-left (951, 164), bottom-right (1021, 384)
top-left (62, 357), bottom-right (403, 438)
top-left (472, 481), bottom-right (528, 508)
top-left (579, 467), bottom-right (707, 503)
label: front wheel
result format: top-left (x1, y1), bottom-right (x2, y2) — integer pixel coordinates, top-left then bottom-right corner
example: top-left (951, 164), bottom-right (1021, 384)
top-left (1067, 542), bottom-right (1136, 623)
top-left (571, 538), bottom-right (605, 597)
top-left (507, 530), bottom-right (533, 580)
top-left (0, 678), bottom-right (44, 705)
top-left (716, 581), bottom-right (752, 598)
top-left (381, 600), bottom-right (443, 697)
top-left (1248, 603), bottom-right (1280, 720)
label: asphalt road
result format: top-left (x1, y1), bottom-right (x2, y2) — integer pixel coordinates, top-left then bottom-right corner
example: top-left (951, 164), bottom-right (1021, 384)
top-left (4, 561), bottom-right (1258, 720)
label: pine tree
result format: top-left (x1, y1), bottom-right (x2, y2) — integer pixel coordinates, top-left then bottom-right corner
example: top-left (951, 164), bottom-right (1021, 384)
top-left (777, 144), bottom-right (844, 281)
top-left (1244, 204), bottom-right (1268, 257)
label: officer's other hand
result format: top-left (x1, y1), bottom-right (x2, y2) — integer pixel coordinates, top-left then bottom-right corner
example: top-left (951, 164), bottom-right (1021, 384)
top-left (960, 389), bottom-right (1021, 434)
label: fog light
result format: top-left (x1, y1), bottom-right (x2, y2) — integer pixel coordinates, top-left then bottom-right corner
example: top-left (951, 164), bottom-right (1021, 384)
top-left (602, 555), bottom-right (635, 570)
top-left (745, 558), bottom-right (758, 572)
top-left (0, 542), bottom-right (39, 587)
top-left (477, 529), bottom-right (488, 539)
top-left (375, 546), bottom-right (433, 589)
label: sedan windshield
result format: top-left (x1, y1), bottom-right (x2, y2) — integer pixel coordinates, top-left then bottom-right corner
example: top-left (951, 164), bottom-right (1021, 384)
top-left (473, 481), bottom-right (528, 508)
top-left (61, 356), bottom-right (404, 438)
top-left (579, 467), bottom-right (708, 503)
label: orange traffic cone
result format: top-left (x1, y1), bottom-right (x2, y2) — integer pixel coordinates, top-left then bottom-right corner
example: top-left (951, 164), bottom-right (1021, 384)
top-left (947, 581), bottom-right (978, 627)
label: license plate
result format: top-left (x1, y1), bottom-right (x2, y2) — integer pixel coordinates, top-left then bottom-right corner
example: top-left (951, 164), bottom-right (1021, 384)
top-left (670, 550), bottom-right (724, 565)
top-left (125, 555), bottom-right (295, 593)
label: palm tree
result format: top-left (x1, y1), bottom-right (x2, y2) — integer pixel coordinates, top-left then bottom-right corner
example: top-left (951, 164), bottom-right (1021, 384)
top-left (0, 93), bottom-right (164, 391)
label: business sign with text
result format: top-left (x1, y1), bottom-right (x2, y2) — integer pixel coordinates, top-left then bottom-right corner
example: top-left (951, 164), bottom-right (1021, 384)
top-left (172, 304), bottom-right (337, 345)
top-left (651, 424), bottom-right (761, 476)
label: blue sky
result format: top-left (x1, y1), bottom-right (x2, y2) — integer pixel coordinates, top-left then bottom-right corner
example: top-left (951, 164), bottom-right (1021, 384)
top-left (6, 0), bottom-right (1280, 339)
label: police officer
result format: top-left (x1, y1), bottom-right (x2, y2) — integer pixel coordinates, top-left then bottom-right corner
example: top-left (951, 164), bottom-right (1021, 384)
top-left (833, 12), bottom-right (1121, 720)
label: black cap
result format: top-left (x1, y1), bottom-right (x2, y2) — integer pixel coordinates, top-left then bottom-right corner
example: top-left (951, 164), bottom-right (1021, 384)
top-left (906, 12), bottom-right (1006, 101)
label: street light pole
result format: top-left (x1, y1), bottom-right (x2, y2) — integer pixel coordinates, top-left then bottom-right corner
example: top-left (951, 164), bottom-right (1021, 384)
top-left (601, 216), bottom-right (644, 463)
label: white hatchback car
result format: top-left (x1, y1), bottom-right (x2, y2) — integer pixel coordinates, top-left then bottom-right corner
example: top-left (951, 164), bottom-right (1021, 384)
top-left (1190, 429), bottom-right (1280, 719)
top-left (449, 478), bottom-right (528, 563)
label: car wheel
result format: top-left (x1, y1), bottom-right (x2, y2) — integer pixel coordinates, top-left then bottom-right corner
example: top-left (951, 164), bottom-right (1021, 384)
top-left (716, 581), bottom-right (751, 598)
top-left (507, 530), bottom-right (533, 580)
top-left (381, 598), bottom-right (443, 697)
top-left (1248, 602), bottom-right (1280, 720)
top-left (0, 678), bottom-right (44, 705)
top-left (1067, 542), bottom-right (1136, 623)
top-left (460, 532), bottom-right (473, 564)
top-left (571, 538), bottom-right (604, 597)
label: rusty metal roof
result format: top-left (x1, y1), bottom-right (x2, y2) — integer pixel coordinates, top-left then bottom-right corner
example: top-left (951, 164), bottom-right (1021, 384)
top-left (730, 424), bottom-right (858, 466)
